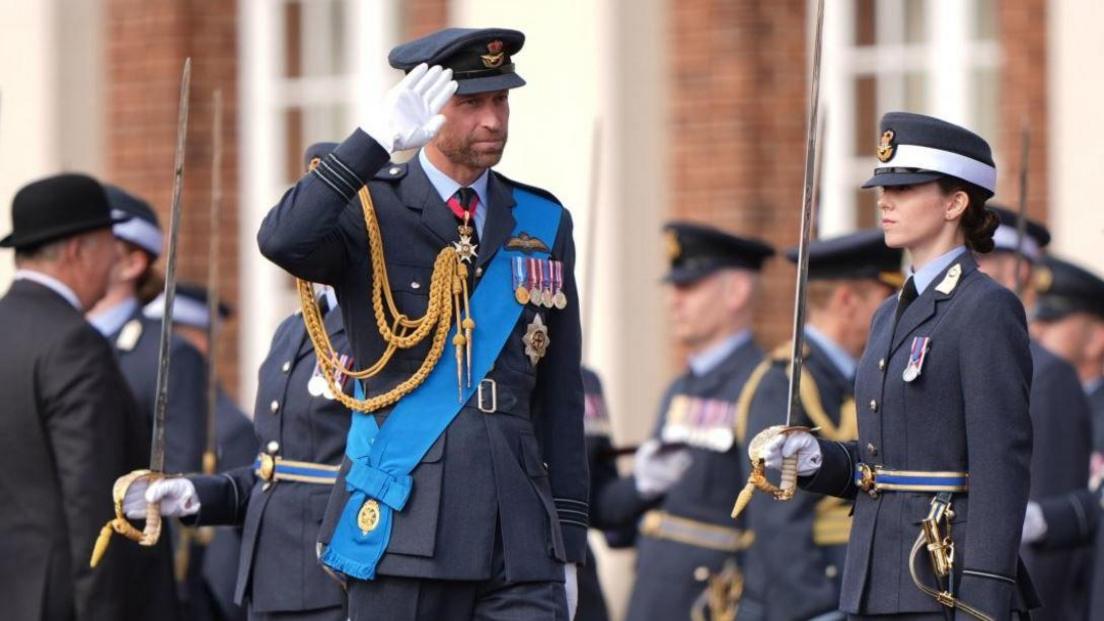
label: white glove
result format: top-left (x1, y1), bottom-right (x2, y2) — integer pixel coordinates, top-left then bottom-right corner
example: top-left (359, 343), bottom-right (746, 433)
top-left (1021, 501), bottom-right (1047, 544)
top-left (564, 563), bottom-right (578, 620)
top-left (122, 476), bottom-right (200, 519)
top-left (364, 63), bottom-right (457, 153)
top-left (634, 439), bottom-right (693, 499)
top-left (761, 430), bottom-right (822, 476)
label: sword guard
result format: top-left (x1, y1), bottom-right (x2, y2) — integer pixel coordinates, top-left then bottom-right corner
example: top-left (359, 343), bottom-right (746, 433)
top-left (731, 425), bottom-right (813, 519)
top-left (89, 469), bottom-right (165, 568)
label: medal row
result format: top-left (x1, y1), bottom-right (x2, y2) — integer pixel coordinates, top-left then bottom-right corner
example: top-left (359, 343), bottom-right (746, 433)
top-left (512, 256), bottom-right (568, 309)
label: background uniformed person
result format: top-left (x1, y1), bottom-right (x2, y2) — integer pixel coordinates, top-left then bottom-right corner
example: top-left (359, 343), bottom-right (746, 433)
top-left (976, 206), bottom-right (1095, 619)
top-left (576, 367), bottom-right (617, 621)
top-left (737, 229), bottom-right (902, 621)
top-left (130, 143), bottom-right (353, 621)
top-left (145, 283), bottom-right (258, 621)
top-left (0, 173), bottom-right (148, 620)
top-left (596, 221), bottom-right (774, 621)
top-left (1030, 255), bottom-right (1104, 484)
top-left (760, 112), bottom-right (1038, 619)
top-left (257, 27), bottom-right (588, 620)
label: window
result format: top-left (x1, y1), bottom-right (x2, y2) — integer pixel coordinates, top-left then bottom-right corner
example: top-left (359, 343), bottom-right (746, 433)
top-left (819, 0), bottom-right (1000, 234)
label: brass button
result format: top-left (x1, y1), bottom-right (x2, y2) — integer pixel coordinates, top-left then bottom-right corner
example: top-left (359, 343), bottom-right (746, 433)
top-left (866, 442), bottom-right (878, 457)
top-left (388, 166), bottom-right (401, 176)
top-left (475, 267), bottom-right (484, 277)
top-left (270, 400), bottom-right (280, 413)
top-left (869, 400), bottom-right (878, 412)
top-left (878, 358), bottom-right (886, 371)
top-left (825, 564), bottom-right (838, 578)
top-left (693, 566), bottom-right (710, 582)
top-left (281, 361), bottom-right (291, 373)
top-left (410, 281), bottom-right (421, 290)
top-left (266, 441), bottom-right (280, 454)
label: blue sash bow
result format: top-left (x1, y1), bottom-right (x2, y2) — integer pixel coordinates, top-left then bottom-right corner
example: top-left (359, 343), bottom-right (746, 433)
top-left (322, 188), bottom-right (562, 579)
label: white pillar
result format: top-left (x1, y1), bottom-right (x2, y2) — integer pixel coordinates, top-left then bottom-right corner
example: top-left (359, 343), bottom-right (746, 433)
top-left (927, 0), bottom-right (970, 125)
top-left (820, 0), bottom-right (856, 236)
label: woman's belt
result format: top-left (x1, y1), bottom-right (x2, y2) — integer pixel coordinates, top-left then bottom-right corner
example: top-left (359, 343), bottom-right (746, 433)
top-left (254, 454), bottom-right (340, 485)
top-left (641, 510), bottom-right (755, 552)
top-left (855, 463), bottom-right (968, 496)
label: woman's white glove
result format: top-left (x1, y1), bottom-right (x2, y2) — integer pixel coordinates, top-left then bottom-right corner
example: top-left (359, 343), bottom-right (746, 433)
top-left (761, 430), bottom-right (822, 476)
top-left (633, 439), bottom-right (693, 499)
top-left (564, 563), bottom-right (578, 620)
top-left (364, 63), bottom-right (458, 153)
top-left (122, 476), bottom-right (200, 519)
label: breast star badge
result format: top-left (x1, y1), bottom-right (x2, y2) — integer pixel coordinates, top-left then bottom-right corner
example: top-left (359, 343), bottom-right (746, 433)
top-left (522, 313), bottom-right (551, 366)
top-left (453, 234), bottom-right (478, 264)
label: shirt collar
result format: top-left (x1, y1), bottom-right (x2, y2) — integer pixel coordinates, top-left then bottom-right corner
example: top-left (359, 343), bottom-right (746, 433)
top-left (688, 330), bottom-right (751, 377)
top-left (14, 269), bottom-right (83, 311)
top-left (804, 325), bottom-right (857, 381)
top-left (1085, 376), bottom-right (1104, 397)
top-left (419, 149), bottom-right (490, 214)
top-left (910, 245), bottom-right (966, 295)
top-left (88, 296), bottom-right (139, 336)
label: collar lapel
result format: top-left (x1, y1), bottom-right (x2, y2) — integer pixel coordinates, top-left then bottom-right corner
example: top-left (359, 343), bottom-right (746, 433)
top-left (889, 253), bottom-right (977, 353)
top-left (475, 173), bottom-right (517, 269)
top-left (401, 155), bottom-right (460, 247)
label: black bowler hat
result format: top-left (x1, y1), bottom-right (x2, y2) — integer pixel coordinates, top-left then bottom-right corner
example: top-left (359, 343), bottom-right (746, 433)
top-left (105, 185), bottom-right (163, 257)
top-left (862, 112), bottom-right (997, 199)
top-left (986, 204), bottom-right (1051, 262)
top-left (304, 142), bottom-right (338, 170)
top-left (662, 221), bottom-right (775, 285)
top-left (784, 229), bottom-right (904, 288)
top-left (1033, 255), bottom-right (1104, 322)
top-left (145, 281), bottom-right (233, 330)
top-left (1, 173), bottom-right (128, 249)
top-left (389, 28), bottom-right (525, 95)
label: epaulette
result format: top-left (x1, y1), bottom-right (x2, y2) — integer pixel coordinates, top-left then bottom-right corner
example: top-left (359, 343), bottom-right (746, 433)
top-left (493, 171), bottom-right (564, 207)
top-left (116, 318), bottom-right (144, 352)
top-left (373, 161), bottom-right (408, 181)
top-left (734, 340), bottom-right (856, 444)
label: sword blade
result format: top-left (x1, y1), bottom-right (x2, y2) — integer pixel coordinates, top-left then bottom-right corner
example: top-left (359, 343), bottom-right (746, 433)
top-left (203, 89), bottom-right (223, 475)
top-left (785, 0), bottom-right (826, 427)
top-left (150, 58), bottom-right (192, 472)
top-left (1013, 117), bottom-right (1031, 295)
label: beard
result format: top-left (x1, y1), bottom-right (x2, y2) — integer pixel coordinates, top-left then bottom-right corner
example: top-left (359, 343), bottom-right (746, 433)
top-left (435, 130), bottom-right (508, 170)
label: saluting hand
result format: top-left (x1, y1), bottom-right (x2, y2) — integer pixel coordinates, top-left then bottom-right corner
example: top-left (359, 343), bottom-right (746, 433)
top-left (365, 63), bottom-right (458, 153)
top-left (121, 476), bottom-right (200, 519)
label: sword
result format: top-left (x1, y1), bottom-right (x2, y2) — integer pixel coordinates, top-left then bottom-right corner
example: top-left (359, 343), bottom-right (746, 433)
top-left (91, 58), bottom-right (191, 567)
top-left (732, 0), bottom-right (825, 519)
top-left (1012, 117), bottom-right (1031, 295)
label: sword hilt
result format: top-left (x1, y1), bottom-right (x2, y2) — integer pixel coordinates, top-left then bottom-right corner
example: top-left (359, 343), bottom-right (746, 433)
top-left (89, 469), bottom-right (165, 568)
top-left (731, 425), bottom-right (810, 519)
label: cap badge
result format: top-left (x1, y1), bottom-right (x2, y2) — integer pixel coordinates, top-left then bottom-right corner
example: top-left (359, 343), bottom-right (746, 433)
top-left (1033, 265), bottom-right (1053, 293)
top-left (876, 129), bottom-right (896, 163)
top-left (481, 40), bottom-right (505, 68)
top-left (665, 230), bottom-right (681, 261)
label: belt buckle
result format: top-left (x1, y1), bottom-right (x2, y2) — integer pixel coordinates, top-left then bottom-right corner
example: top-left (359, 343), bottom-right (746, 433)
top-left (858, 463), bottom-right (878, 498)
top-left (257, 453), bottom-right (276, 483)
top-left (478, 378), bottom-right (497, 413)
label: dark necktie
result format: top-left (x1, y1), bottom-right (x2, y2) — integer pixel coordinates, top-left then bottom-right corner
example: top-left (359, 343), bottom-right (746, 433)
top-left (895, 277), bottom-right (918, 325)
top-left (447, 187), bottom-right (480, 247)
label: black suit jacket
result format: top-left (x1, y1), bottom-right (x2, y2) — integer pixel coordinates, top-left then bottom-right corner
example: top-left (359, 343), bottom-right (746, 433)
top-left (257, 129), bottom-right (588, 582)
top-left (0, 279), bottom-right (149, 620)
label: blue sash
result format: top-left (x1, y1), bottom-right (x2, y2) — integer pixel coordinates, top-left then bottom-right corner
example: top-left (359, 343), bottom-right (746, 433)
top-left (322, 188), bottom-right (562, 579)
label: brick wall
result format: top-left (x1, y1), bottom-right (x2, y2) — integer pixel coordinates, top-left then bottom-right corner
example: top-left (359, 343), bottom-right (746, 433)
top-left (997, 0), bottom-right (1048, 223)
top-left (401, 0), bottom-right (449, 39)
top-left (105, 0), bottom-right (241, 398)
top-left (668, 0), bottom-right (809, 348)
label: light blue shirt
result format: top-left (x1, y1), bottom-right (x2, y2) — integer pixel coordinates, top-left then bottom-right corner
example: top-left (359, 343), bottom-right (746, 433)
top-left (14, 269), bottom-right (82, 310)
top-left (1085, 377), bottom-right (1103, 397)
top-left (89, 296), bottom-right (139, 337)
top-left (419, 149), bottom-right (489, 238)
top-left (910, 245), bottom-right (966, 295)
top-left (688, 330), bottom-right (751, 377)
top-left (804, 325), bottom-right (857, 381)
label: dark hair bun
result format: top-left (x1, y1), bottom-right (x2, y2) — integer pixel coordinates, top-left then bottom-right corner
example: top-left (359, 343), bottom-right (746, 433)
top-left (963, 204), bottom-right (998, 253)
